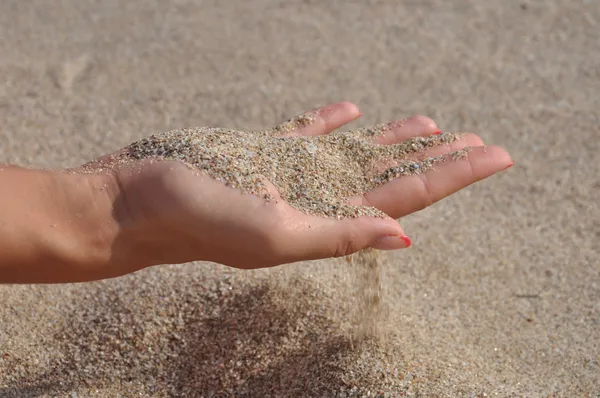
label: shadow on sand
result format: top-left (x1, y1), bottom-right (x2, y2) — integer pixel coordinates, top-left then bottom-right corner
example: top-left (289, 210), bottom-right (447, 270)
top-left (2, 274), bottom-right (359, 397)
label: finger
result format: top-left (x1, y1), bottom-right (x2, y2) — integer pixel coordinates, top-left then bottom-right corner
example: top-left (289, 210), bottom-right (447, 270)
top-left (400, 133), bottom-right (484, 163)
top-left (372, 115), bottom-right (439, 145)
top-left (280, 101), bottom-right (361, 137)
top-left (281, 215), bottom-right (411, 263)
top-left (416, 133), bottom-right (484, 159)
top-left (358, 146), bottom-right (513, 219)
top-left (370, 133), bottom-right (485, 173)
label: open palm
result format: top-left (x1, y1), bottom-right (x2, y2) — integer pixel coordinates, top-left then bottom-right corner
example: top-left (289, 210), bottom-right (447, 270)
top-left (90, 102), bottom-right (512, 273)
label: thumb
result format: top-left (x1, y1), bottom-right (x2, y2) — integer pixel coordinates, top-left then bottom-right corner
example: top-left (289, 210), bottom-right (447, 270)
top-left (288, 215), bottom-right (411, 262)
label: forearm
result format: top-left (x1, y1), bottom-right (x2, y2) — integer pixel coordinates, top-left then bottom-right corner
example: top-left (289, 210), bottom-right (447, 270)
top-left (0, 166), bottom-right (127, 283)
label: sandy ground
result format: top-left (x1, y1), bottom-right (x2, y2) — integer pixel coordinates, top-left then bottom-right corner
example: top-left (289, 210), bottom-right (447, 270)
top-left (0, 0), bottom-right (599, 397)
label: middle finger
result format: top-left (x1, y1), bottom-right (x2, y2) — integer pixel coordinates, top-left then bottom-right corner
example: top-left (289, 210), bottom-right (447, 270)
top-left (367, 115), bottom-right (440, 146)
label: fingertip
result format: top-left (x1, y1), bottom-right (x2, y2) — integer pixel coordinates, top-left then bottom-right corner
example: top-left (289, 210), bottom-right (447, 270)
top-left (371, 234), bottom-right (411, 250)
top-left (375, 115), bottom-right (440, 145)
top-left (336, 100), bottom-right (360, 112)
top-left (463, 133), bottom-right (485, 147)
top-left (496, 148), bottom-right (514, 170)
top-left (315, 101), bottom-right (362, 133)
top-left (407, 115), bottom-right (438, 134)
top-left (289, 101), bottom-right (361, 137)
top-left (328, 101), bottom-right (361, 121)
top-left (472, 145), bottom-right (513, 177)
top-left (368, 215), bottom-right (408, 250)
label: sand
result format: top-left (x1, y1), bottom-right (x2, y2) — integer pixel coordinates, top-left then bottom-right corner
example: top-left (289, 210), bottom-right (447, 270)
top-left (119, 124), bottom-right (465, 218)
top-left (1, 1), bottom-right (599, 397)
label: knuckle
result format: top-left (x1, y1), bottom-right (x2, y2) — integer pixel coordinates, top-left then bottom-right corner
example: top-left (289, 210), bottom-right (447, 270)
top-left (416, 174), bottom-right (435, 210)
top-left (333, 228), bottom-right (363, 258)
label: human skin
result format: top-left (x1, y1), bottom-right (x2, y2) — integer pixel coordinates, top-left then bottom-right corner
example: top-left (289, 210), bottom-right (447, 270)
top-left (0, 102), bottom-right (513, 284)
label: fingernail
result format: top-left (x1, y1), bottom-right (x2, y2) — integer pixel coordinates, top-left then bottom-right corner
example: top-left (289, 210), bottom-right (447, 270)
top-left (372, 235), bottom-right (411, 251)
top-left (400, 235), bottom-right (412, 248)
top-left (432, 130), bottom-right (442, 135)
top-left (350, 111), bottom-right (363, 122)
top-left (503, 162), bottom-right (514, 170)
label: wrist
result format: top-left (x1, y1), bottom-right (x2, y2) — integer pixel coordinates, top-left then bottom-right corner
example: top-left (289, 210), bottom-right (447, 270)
top-left (52, 170), bottom-right (128, 281)
top-left (54, 168), bottom-right (162, 281)
top-left (0, 167), bottom-right (134, 283)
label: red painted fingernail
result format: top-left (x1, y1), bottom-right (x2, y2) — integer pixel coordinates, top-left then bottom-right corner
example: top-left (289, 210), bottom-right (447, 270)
top-left (401, 235), bottom-right (412, 248)
top-left (503, 162), bottom-right (514, 170)
top-left (371, 234), bottom-right (412, 250)
top-left (433, 130), bottom-right (442, 135)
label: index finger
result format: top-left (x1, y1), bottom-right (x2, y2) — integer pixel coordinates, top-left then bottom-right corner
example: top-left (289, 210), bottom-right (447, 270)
top-left (355, 146), bottom-right (513, 219)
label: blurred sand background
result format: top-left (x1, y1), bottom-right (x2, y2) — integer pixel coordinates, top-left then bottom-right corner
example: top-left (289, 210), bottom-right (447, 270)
top-left (0, 0), bottom-right (599, 396)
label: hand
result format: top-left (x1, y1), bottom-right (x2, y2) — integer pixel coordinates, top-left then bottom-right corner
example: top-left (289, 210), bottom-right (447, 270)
top-left (85, 102), bottom-right (512, 275)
